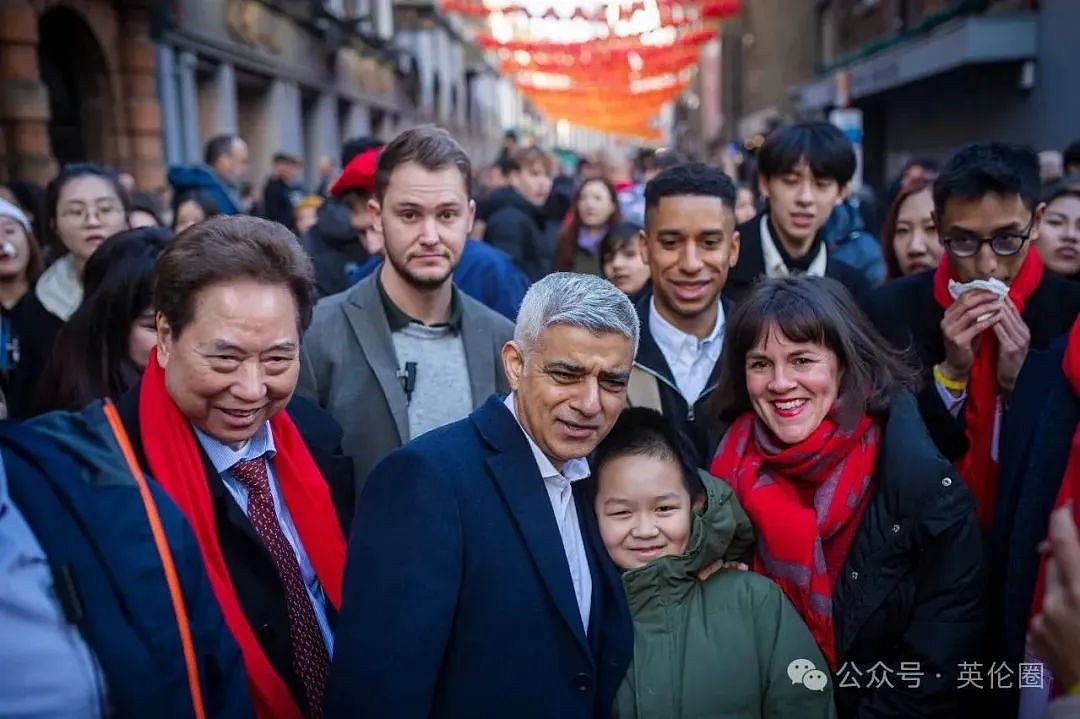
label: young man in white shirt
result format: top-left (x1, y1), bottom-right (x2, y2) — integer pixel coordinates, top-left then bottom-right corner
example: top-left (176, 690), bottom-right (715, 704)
top-left (724, 122), bottom-right (871, 307)
top-left (627, 162), bottom-right (740, 469)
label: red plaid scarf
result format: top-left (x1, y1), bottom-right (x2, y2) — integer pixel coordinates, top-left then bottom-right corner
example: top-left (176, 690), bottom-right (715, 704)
top-left (932, 250), bottom-right (1044, 528)
top-left (710, 411), bottom-right (880, 667)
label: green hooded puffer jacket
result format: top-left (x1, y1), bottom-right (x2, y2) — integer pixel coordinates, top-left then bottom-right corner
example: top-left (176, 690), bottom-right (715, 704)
top-left (614, 471), bottom-right (837, 719)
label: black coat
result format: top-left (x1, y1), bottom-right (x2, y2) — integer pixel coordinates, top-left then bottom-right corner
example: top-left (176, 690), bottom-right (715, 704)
top-left (865, 269), bottom-right (1080, 462)
top-left (262, 178), bottom-right (300, 232)
top-left (834, 391), bottom-right (985, 719)
top-left (303, 199), bottom-right (369, 298)
top-left (116, 385), bottom-right (355, 715)
top-left (482, 186), bottom-right (553, 282)
top-left (632, 290), bottom-right (729, 470)
top-left (724, 213), bottom-right (873, 308)
top-left (7, 287), bottom-right (63, 418)
top-left (981, 336), bottom-right (1078, 719)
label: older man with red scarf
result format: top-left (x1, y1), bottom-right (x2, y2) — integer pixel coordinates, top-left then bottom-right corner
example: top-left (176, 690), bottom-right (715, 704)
top-left (867, 142), bottom-right (1080, 719)
top-left (116, 215), bottom-right (353, 719)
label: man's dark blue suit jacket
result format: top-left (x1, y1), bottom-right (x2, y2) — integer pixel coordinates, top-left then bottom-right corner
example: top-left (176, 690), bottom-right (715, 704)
top-left (325, 395), bottom-right (632, 718)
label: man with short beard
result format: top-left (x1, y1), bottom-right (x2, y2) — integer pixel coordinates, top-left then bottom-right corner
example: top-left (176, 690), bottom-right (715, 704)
top-left (298, 127), bottom-right (513, 493)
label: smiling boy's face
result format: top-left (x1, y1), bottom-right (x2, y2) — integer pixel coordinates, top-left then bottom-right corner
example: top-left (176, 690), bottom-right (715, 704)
top-left (595, 453), bottom-right (693, 570)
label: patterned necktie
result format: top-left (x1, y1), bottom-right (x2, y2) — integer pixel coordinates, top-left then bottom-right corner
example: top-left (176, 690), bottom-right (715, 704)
top-left (231, 457), bottom-right (328, 718)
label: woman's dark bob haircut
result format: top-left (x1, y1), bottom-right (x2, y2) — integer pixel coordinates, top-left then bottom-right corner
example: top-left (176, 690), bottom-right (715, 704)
top-left (713, 275), bottom-right (918, 428)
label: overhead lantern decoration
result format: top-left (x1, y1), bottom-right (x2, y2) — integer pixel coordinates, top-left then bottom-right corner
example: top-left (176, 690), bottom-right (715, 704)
top-left (441, 0), bottom-right (740, 141)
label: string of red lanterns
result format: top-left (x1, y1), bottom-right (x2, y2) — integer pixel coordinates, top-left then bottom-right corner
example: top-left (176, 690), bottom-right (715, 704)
top-left (441, 0), bottom-right (740, 22)
top-left (440, 0), bottom-right (742, 139)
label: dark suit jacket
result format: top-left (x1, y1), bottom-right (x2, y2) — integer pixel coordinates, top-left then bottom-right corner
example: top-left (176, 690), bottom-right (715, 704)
top-left (116, 386), bottom-right (354, 715)
top-left (865, 268), bottom-right (1080, 462)
top-left (325, 395), bottom-right (633, 719)
top-left (724, 213), bottom-right (873, 308)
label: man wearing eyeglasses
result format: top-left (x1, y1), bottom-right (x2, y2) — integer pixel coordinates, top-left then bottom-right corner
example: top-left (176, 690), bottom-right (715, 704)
top-left (867, 141), bottom-right (1080, 719)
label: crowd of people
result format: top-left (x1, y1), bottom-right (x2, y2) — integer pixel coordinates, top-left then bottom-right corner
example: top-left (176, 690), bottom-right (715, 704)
top-left (2, 118), bottom-right (1080, 719)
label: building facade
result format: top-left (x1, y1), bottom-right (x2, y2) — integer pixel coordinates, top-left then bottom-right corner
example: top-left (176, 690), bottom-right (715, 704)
top-left (0, 0), bottom-right (163, 188)
top-left (671, 0), bottom-right (819, 163)
top-left (156, 0), bottom-right (521, 193)
top-left (797, 0), bottom-right (1080, 190)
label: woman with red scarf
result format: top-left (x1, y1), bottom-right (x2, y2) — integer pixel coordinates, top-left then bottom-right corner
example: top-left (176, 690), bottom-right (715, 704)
top-left (114, 215), bottom-right (352, 719)
top-left (710, 276), bottom-right (984, 719)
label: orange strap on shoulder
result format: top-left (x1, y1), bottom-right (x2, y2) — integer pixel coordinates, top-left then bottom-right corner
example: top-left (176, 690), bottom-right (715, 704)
top-left (103, 399), bottom-right (207, 719)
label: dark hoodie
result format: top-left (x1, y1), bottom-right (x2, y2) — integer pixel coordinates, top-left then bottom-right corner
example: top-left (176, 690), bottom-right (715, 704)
top-left (302, 199), bottom-right (369, 298)
top-left (481, 185), bottom-right (554, 281)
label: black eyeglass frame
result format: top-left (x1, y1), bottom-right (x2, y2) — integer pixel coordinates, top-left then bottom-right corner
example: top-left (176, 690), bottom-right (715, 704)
top-left (941, 214), bottom-right (1037, 258)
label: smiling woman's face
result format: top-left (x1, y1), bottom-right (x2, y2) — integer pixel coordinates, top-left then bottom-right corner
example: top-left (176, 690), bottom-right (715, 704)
top-left (595, 453), bottom-right (693, 570)
top-left (744, 323), bottom-right (841, 445)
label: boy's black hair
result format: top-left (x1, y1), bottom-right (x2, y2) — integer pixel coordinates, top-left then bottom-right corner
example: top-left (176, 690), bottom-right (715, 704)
top-left (593, 407), bottom-right (702, 498)
top-left (598, 220), bottom-right (644, 262)
top-left (1064, 140), bottom-right (1080, 171)
top-left (644, 162), bottom-right (735, 213)
top-left (341, 136), bottom-right (384, 168)
top-left (932, 142), bottom-right (1041, 217)
top-left (757, 121), bottom-right (856, 185)
top-left (1041, 178), bottom-right (1080, 206)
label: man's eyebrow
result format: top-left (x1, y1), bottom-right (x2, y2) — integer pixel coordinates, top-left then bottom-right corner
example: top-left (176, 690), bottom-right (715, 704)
top-left (545, 360), bottom-right (585, 373)
top-left (208, 340), bottom-right (243, 353)
top-left (203, 340), bottom-right (298, 353)
top-left (599, 369), bottom-right (631, 382)
top-left (947, 220), bottom-right (1027, 233)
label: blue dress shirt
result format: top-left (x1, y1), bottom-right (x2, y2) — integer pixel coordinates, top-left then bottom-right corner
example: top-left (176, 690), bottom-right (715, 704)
top-left (0, 453), bottom-right (107, 718)
top-left (193, 423), bottom-right (334, 654)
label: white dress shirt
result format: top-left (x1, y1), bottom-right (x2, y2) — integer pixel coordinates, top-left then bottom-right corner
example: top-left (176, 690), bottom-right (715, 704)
top-left (649, 297), bottom-right (725, 405)
top-left (761, 215), bottom-right (828, 278)
top-left (193, 423), bottom-right (335, 653)
top-left (503, 393), bottom-right (592, 633)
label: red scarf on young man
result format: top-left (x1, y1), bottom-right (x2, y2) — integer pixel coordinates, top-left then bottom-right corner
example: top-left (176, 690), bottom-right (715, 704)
top-left (710, 411), bottom-right (880, 668)
top-left (138, 348), bottom-right (346, 719)
top-left (932, 250), bottom-right (1043, 529)
top-left (1030, 317), bottom-right (1080, 625)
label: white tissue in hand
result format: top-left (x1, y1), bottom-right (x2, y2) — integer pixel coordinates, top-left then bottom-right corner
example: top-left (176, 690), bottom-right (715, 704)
top-left (947, 278), bottom-right (1009, 299)
top-left (949, 278), bottom-right (1008, 322)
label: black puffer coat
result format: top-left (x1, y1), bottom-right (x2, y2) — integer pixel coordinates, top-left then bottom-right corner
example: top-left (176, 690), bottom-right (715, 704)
top-left (834, 391), bottom-right (985, 718)
top-left (302, 199), bottom-right (368, 298)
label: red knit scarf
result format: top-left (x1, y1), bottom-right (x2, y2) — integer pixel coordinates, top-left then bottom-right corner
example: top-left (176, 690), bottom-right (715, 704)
top-left (710, 411), bottom-right (880, 668)
top-left (138, 348), bottom-right (346, 719)
top-left (932, 250), bottom-right (1043, 528)
top-left (1031, 317), bottom-right (1080, 624)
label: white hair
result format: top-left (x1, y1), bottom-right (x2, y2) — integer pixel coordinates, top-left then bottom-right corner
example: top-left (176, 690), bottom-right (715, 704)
top-left (514, 272), bottom-right (639, 357)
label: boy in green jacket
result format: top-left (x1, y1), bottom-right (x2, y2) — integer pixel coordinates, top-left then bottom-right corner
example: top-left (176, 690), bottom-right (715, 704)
top-left (592, 408), bottom-right (836, 719)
